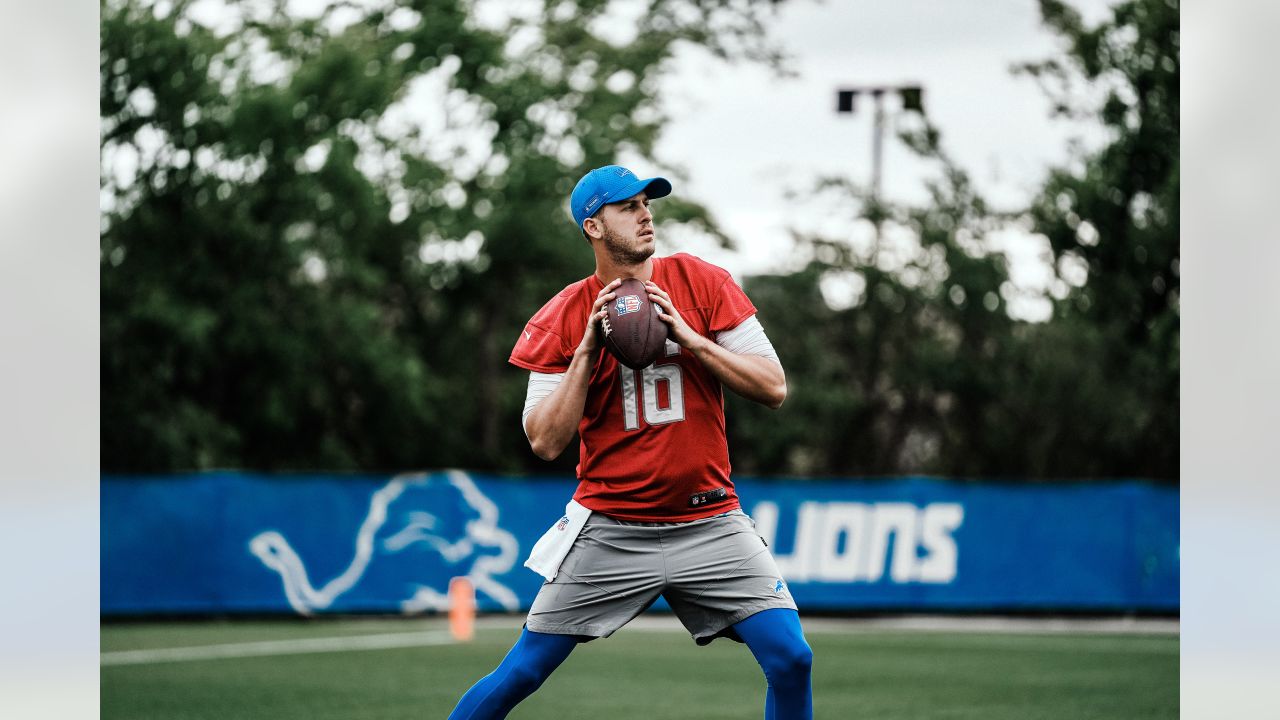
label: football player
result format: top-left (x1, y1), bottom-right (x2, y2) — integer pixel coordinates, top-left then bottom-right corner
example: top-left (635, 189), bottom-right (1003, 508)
top-left (449, 166), bottom-right (812, 719)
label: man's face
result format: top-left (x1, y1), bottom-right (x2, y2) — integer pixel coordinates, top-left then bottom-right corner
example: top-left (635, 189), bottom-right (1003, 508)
top-left (589, 191), bottom-right (655, 265)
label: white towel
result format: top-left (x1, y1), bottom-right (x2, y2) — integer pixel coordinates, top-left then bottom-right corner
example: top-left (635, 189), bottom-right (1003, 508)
top-left (523, 499), bottom-right (592, 582)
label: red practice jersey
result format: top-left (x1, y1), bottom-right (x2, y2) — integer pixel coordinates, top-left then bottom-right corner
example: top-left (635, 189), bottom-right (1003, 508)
top-left (510, 253), bottom-right (757, 521)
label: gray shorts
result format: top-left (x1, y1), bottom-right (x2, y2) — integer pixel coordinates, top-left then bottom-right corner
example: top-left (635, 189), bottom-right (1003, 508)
top-left (526, 510), bottom-right (797, 644)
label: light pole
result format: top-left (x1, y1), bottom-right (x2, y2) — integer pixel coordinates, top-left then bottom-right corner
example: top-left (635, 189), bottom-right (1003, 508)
top-left (836, 84), bottom-right (925, 210)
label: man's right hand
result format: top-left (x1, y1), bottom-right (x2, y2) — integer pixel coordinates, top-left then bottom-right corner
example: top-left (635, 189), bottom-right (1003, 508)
top-left (577, 278), bottom-right (621, 356)
top-left (527, 278), bottom-right (622, 461)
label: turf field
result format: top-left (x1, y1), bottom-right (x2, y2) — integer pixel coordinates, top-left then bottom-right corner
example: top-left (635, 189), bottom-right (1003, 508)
top-left (102, 616), bottom-right (1177, 719)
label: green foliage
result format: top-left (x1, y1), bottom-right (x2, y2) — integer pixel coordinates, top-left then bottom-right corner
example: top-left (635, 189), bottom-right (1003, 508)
top-left (101, 0), bottom-right (782, 472)
top-left (730, 120), bottom-right (1024, 478)
top-left (731, 0), bottom-right (1178, 481)
top-left (1016, 0), bottom-right (1180, 479)
top-left (102, 0), bottom-right (1177, 481)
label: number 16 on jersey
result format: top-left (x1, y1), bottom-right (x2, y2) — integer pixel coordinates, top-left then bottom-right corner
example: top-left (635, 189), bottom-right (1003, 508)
top-left (619, 342), bottom-right (685, 430)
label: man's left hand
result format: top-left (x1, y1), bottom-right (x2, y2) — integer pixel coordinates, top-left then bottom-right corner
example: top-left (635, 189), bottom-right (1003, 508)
top-left (645, 281), bottom-right (705, 351)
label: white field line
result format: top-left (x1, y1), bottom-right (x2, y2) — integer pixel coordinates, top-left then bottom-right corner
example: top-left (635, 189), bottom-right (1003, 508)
top-left (620, 613), bottom-right (1180, 636)
top-left (103, 617), bottom-right (1177, 668)
top-left (793, 615), bottom-right (1181, 636)
top-left (841, 633), bottom-right (1179, 655)
top-left (101, 630), bottom-right (456, 666)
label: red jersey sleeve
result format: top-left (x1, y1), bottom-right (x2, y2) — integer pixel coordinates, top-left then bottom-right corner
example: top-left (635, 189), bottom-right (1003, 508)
top-left (708, 269), bottom-right (757, 334)
top-left (509, 281), bottom-right (589, 373)
top-left (510, 320), bottom-right (570, 373)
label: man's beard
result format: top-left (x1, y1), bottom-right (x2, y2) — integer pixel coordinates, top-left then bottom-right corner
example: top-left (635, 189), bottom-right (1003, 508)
top-left (600, 222), bottom-right (654, 266)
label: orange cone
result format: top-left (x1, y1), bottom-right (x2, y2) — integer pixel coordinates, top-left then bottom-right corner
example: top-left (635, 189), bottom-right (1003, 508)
top-left (448, 576), bottom-right (476, 642)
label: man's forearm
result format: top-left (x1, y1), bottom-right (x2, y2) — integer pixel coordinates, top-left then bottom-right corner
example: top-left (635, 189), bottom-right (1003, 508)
top-left (687, 336), bottom-right (787, 409)
top-left (524, 348), bottom-right (598, 460)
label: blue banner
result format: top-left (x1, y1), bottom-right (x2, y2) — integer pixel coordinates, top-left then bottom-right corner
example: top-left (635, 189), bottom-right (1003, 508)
top-left (101, 471), bottom-right (1178, 615)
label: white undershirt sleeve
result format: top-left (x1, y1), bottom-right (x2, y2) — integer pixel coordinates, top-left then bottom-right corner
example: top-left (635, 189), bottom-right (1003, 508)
top-left (714, 315), bottom-right (780, 364)
top-left (523, 371), bottom-right (566, 438)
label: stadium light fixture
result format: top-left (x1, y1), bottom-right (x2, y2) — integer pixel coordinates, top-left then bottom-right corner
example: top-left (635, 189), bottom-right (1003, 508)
top-left (835, 84), bottom-right (926, 204)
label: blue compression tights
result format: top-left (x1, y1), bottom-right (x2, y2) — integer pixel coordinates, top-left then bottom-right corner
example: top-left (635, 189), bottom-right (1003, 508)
top-left (733, 608), bottom-right (814, 720)
top-left (447, 628), bottom-right (577, 720)
top-left (448, 610), bottom-right (812, 720)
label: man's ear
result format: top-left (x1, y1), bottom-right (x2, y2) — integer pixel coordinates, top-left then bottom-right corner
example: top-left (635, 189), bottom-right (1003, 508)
top-left (583, 217), bottom-right (601, 241)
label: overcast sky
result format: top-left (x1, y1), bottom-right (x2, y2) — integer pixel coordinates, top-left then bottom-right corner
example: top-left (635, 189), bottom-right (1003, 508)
top-left (637, 0), bottom-right (1117, 320)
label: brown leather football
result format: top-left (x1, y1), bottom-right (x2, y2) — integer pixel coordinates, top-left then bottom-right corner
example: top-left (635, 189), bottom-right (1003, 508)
top-left (600, 278), bottom-right (670, 369)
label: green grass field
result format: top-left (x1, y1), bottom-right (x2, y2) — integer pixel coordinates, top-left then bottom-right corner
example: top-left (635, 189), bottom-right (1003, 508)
top-left (101, 616), bottom-right (1177, 719)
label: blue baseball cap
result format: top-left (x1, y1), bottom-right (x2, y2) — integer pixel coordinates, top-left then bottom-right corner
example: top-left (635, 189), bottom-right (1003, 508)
top-left (570, 165), bottom-right (672, 231)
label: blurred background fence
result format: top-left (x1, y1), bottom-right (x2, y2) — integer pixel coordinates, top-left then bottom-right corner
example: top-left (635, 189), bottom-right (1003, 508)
top-left (101, 470), bottom-right (1177, 616)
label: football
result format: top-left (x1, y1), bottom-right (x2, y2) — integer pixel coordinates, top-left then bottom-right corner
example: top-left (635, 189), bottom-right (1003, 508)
top-left (600, 278), bottom-right (670, 369)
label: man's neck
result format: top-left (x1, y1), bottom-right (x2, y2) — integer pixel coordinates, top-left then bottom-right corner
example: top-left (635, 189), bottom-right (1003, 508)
top-left (594, 256), bottom-right (655, 285)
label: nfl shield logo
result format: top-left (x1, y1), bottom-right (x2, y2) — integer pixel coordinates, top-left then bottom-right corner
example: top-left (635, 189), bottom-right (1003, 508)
top-left (615, 295), bottom-right (642, 315)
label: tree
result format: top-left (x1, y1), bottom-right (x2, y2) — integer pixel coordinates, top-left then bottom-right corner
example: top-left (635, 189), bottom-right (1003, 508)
top-left (729, 120), bottom-right (1023, 478)
top-left (1015, 0), bottom-right (1179, 479)
top-left (101, 0), bottom-right (783, 472)
top-left (729, 0), bottom-right (1179, 481)
top-left (102, 0), bottom-right (1178, 482)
